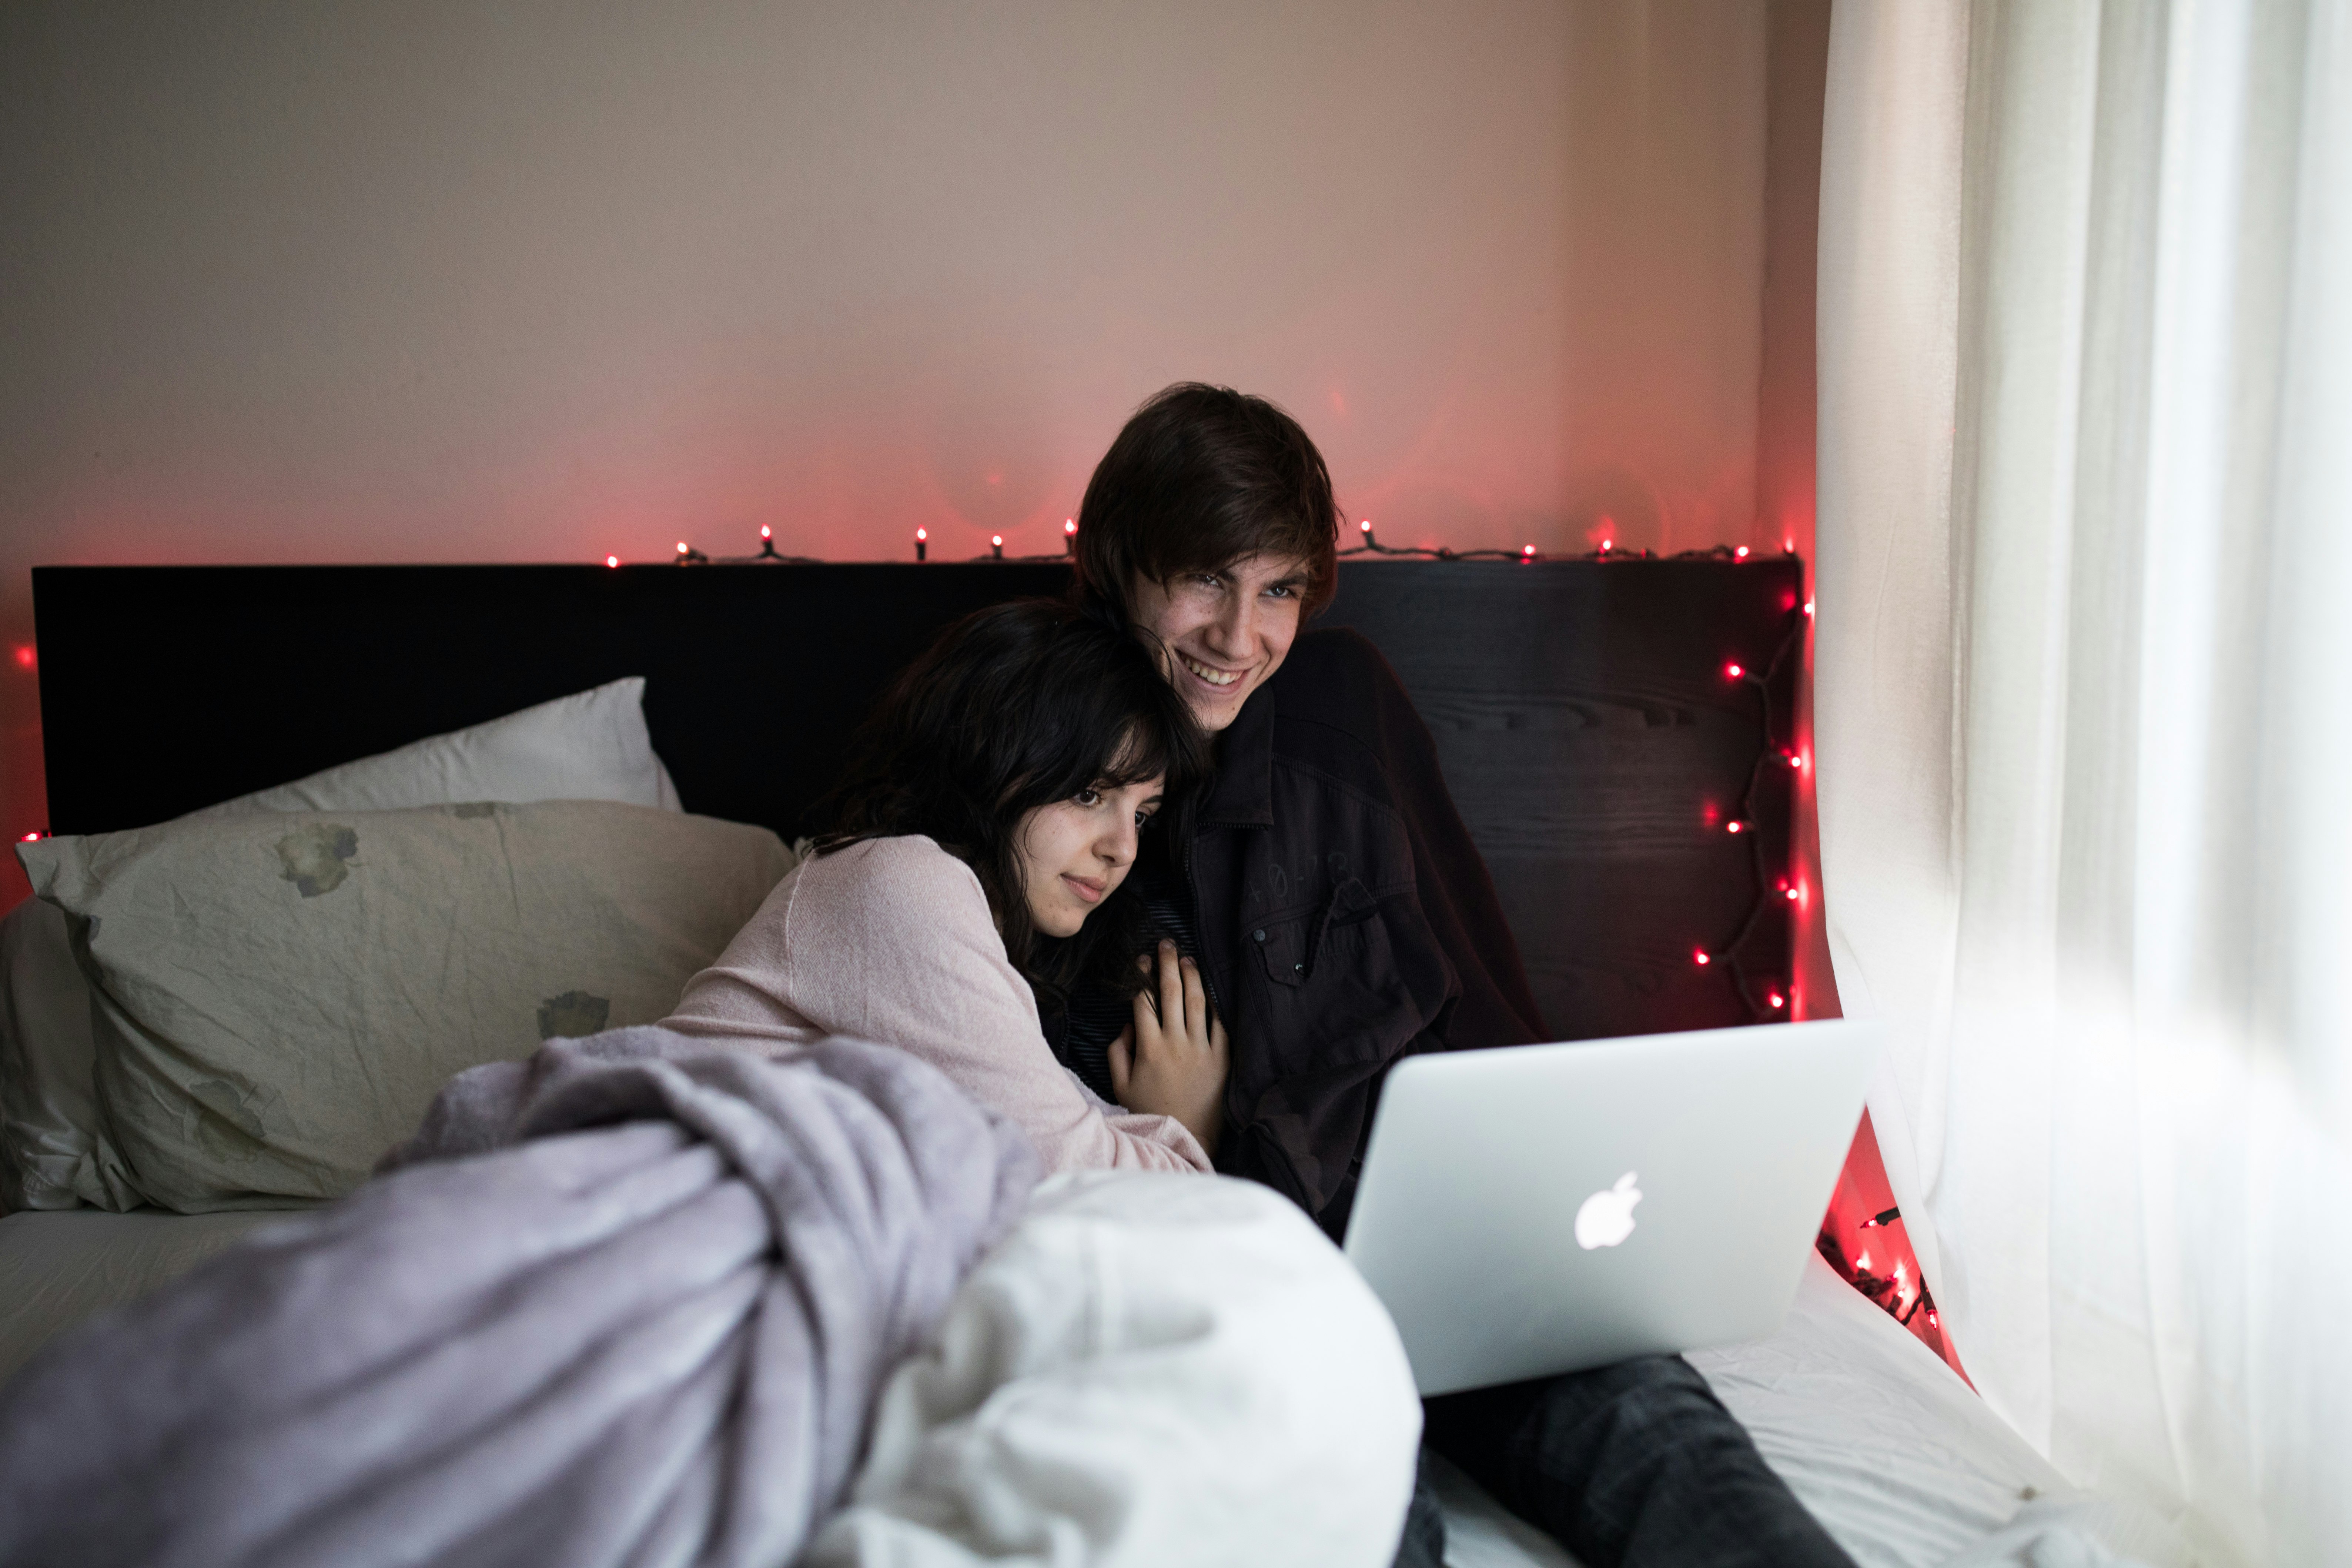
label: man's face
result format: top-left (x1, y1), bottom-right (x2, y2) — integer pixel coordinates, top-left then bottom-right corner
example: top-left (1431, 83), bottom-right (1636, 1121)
top-left (1130, 552), bottom-right (1311, 733)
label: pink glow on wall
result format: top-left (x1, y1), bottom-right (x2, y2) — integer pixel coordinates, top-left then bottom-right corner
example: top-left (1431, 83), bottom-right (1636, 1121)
top-left (0, 1), bottom-right (1802, 917)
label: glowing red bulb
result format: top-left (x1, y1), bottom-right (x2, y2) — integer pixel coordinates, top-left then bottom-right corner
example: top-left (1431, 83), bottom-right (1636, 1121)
top-left (1927, 1310), bottom-right (1939, 1328)
top-left (605, 555), bottom-right (619, 568)
top-left (1522, 544), bottom-right (1536, 558)
top-left (676, 542), bottom-right (689, 554)
top-left (1726, 821), bottom-right (1744, 834)
top-left (10, 646), bottom-right (30, 669)
top-left (1065, 519), bottom-right (1077, 535)
top-left (1725, 662), bottom-right (1744, 679)
top-left (19, 831), bottom-right (40, 843)
top-left (760, 525), bottom-right (772, 540)
top-left (1784, 887), bottom-right (1799, 902)
top-left (1784, 538), bottom-right (1796, 553)
top-left (1803, 599), bottom-right (1815, 617)
top-left (1768, 991), bottom-right (1786, 1009)
top-left (1600, 538), bottom-right (1613, 552)
top-left (1786, 752), bottom-right (1804, 769)
top-left (1734, 546), bottom-right (1750, 559)
top-left (991, 535), bottom-right (1004, 548)
top-left (1360, 519), bottom-right (1373, 534)
top-left (1693, 949), bottom-right (1711, 966)
top-left (916, 528), bottom-right (928, 541)
top-left (1857, 1251), bottom-right (1872, 1271)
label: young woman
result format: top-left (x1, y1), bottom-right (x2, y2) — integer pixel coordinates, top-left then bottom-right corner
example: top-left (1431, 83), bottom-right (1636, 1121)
top-left (663, 598), bottom-right (1226, 1172)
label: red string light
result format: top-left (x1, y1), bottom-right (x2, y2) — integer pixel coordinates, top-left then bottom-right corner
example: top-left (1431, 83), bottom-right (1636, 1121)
top-left (19, 831), bottom-right (41, 843)
top-left (991, 535), bottom-right (1005, 560)
top-left (914, 528), bottom-right (928, 562)
top-left (1693, 949), bottom-right (1712, 966)
top-left (1687, 586), bottom-right (1808, 1025)
top-left (605, 555), bottom-right (618, 569)
top-left (1735, 546), bottom-right (1750, 559)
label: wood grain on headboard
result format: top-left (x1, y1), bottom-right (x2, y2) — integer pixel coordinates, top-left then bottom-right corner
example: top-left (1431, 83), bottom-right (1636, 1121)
top-left (34, 558), bottom-right (1802, 1042)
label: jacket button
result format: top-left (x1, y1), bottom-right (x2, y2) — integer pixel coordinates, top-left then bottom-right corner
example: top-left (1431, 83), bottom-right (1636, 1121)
top-left (1293, 963), bottom-right (1305, 973)
top-left (1252, 929), bottom-right (1267, 942)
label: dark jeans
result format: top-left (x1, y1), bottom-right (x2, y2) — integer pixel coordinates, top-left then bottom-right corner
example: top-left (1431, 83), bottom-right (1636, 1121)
top-left (1391, 1355), bottom-right (1856, 1568)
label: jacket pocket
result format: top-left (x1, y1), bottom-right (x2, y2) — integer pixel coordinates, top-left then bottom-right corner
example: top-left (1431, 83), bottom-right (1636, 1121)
top-left (1252, 876), bottom-right (1378, 989)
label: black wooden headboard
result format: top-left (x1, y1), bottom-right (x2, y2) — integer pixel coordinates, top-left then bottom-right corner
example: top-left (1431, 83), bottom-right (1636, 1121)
top-left (33, 559), bottom-right (1803, 1042)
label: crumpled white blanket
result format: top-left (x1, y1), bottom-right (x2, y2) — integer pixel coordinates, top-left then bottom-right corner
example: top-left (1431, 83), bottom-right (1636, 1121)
top-left (804, 1171), bottom-right (1425, 1568)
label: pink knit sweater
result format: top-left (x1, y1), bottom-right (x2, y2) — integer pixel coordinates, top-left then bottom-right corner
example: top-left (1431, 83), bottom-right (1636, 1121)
top-left (663, 835), bottom-right (1210, 1174)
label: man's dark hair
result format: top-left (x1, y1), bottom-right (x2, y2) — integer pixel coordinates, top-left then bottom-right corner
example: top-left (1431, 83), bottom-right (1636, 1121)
top-left (813, 597), bottom-right (1209, 1004)
top-left (1073, 382), bottom-right (1341, 625)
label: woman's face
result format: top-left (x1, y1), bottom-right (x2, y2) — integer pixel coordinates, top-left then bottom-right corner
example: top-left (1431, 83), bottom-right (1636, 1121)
top-left (1015, 776), bottom-right (1165, 937)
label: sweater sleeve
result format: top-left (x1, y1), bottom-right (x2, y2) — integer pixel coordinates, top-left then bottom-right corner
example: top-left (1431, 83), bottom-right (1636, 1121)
top-left (705, 836), bottom-right (1209, 1176)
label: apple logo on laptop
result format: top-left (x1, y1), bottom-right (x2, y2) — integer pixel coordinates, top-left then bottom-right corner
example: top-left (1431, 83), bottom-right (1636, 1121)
top-left (1575, 1171), bottom-right (1643, 1250)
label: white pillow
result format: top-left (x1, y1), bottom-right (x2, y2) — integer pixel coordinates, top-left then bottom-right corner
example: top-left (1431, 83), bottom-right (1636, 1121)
top-left (181, 676), bottom-right (683, 819)
top-left (23, 800), bottom-right (790, 1213)
top-left (0, 678), bottom-right (685, 1211)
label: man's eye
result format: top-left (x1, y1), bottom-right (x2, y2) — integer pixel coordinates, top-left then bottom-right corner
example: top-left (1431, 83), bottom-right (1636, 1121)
top-left (1073, 788), bottom-right (1104, 808)
top-left (1264, 584), bottom-right (1296, 599)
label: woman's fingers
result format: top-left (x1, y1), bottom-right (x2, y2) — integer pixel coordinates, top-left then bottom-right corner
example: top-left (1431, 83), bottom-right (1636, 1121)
top-left (1109, 1025), bottom-right (1135, 1100)
top-left (1181, 955), bottom-right (1209, 1042)
top-left (1156, 940), bottom-right (1184, 1036)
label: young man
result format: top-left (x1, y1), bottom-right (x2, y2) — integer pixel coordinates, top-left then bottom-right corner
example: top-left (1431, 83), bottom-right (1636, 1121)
top-left (1060, 383), bottom-right (1857, 1568)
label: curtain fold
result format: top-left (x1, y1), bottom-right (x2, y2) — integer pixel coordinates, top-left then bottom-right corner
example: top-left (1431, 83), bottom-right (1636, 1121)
top-left (1816, 2), bottom-right (2352, 1563)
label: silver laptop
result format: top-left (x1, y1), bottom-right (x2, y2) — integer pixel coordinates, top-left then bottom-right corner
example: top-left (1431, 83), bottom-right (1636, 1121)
top-left (1342, 1019), bottom-right (1883, 1396)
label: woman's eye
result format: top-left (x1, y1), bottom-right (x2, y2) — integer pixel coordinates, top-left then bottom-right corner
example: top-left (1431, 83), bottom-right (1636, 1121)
top-left (1073, 788), bottom-right (1104, 808)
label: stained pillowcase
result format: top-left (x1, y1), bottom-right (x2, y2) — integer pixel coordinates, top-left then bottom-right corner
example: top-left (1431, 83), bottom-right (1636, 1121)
top-left (19, 800), bottom-right (792, 1214)
top-left (0, 678), bottom-right (690, 1211)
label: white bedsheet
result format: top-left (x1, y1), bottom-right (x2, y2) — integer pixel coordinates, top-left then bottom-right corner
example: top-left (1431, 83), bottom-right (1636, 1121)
top-left (0, 1209), bottom-right (2188, 1568)
top-left (1433, 1253), bottom-right (2188, 1568)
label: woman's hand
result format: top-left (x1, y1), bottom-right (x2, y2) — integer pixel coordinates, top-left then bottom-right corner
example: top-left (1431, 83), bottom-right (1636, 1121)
top-left (1110, 940), bottom-right (1228, 1158)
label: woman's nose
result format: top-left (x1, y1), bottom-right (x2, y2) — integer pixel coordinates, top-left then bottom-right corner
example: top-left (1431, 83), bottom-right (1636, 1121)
top-left (1099, 815), bottom-right (1140, 866)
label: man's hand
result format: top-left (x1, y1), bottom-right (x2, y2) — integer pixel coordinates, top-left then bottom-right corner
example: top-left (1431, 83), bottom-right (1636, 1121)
top-left (1109, 940), bottom-right (1228, 1157)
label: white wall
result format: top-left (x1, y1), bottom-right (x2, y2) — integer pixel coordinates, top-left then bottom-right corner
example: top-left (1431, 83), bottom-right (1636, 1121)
top-left (0, 0), bottom-right (1776, 900)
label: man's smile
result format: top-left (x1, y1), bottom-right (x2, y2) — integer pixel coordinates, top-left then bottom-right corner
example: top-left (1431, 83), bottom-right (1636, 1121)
top-left (1178, 652), bottom-right (1245, 689)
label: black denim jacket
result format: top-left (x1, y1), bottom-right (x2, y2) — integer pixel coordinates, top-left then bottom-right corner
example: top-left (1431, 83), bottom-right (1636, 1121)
top-left (1175, 628), bottom-right (1546, 1237)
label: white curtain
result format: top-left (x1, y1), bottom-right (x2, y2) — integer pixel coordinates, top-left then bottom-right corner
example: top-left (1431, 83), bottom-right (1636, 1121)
top-left (1815, 1), bottom-right (2352, 1564)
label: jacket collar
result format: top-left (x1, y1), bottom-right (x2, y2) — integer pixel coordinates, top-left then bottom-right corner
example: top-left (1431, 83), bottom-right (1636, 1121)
top-left (1200, 679), bottom-right (1277, 828)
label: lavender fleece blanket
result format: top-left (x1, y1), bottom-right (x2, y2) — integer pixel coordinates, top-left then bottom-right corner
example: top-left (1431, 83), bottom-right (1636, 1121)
top-left (0, 1028), bottom-right (1041, 1568)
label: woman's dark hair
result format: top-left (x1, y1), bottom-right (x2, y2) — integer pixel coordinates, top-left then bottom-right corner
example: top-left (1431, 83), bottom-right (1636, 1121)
top-left (813, 597), bottom-right (1209, 1005)
top-left (1073, 382), bottom-right (1342, 627)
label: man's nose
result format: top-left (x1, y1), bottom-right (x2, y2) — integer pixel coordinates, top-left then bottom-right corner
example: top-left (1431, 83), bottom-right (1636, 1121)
top-left (1203, 594), bottom-right (1256, 657)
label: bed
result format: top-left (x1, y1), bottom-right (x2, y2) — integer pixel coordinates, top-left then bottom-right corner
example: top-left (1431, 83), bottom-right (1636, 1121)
top-left (0, 559), bottom-right (2180, 1567)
